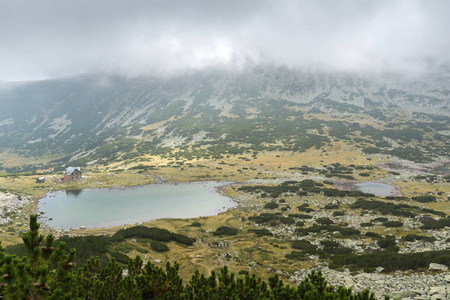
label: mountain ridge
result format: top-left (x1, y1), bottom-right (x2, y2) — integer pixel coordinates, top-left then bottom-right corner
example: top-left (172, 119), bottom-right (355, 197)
top-left (0, 67), bottom-right (448, 171)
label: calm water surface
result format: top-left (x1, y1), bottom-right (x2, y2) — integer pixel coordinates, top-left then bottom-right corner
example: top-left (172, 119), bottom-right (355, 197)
top-left (353, 182), bottom-right (398, 197)
top-left (38, 182), bottom-right (235, 229)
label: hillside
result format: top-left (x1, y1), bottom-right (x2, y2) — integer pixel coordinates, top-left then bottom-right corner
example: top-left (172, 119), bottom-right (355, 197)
top-left (0, 67), bottom-right (449, 172)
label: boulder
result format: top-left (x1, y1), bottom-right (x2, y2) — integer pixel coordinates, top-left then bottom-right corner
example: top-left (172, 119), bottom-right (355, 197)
top-left (391, 290), bottom-right (418, 299)
top-left (428, 263), bottom-right (448, 271)
top-left (342, 277), bottom-right (354, 289)
top-left (412, 289), bottom-right (426, 296)
top-left (429, 286), bottom-right (447, 296)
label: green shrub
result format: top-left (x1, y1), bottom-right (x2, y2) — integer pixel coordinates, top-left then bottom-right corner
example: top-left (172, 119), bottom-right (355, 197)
top-left (110, 251), bottom-right (131, 265)
top-left (338, 227), bottom-right (361, 236)
top-left (330, 250), bottom-right (450, 272)
top-left (402, 234), bottom-right (436, 242)
top-left (421, 218), bottom-right (450, 229)
top-left (291, 240), bottom-right (317, 251)
top-left (150, 241), bottom-right (169, 252)
top-left (316, 217), bottom-right (333, 225)
top-left (297, 214), bottom-right (313, 219)
top-left (378, 238), bottom-right (396, 249)
top-left (382, 221), bottom-right (403, 228)
top-left (365, 232), bottom-right (382, 239)
top-left (285, 251), bottom-right (308, 260)
top-left (333, 211), bottom-right (345, 217)
top-left (213, 226), bottom-right (238, 236)
top-left (324, 204), bottom-right (339, 209)
top-left (264, 202), bottom-right (279, 209)
top-left (411, 195), bottom-right (436, 203)
top-left (280, 217), bottom-right (295, 225)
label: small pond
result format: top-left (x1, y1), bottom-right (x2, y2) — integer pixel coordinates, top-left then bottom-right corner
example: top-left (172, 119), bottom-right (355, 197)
top-left (38, 181), bottom-right (236, 229)
top-left (353, 182), bottom-right (399, 197)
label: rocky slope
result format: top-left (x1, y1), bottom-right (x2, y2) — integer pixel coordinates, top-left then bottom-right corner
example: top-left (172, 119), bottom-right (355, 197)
top-left (0, 67), bottom-right (448, 169)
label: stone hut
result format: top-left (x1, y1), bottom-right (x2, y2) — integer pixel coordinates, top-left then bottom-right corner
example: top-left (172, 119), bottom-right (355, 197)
top-left (64, 166), bottom-right (82, 181)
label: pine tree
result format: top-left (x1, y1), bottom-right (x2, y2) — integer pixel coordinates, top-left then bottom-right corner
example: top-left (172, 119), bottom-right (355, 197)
top-left (0, 214), bottom-right (76, 299)
top-left (1, 215), bottom-right (386, 299)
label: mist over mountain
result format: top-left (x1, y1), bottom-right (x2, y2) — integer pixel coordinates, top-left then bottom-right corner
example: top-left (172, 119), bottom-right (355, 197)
top-left (2, 0), bottom-right (450, 81)
top-left (0, 66), bottom-right (448, 171)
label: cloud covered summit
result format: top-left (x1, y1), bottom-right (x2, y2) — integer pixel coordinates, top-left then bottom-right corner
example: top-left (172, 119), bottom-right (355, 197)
top-left (1, 0), bottom-right (449, 80)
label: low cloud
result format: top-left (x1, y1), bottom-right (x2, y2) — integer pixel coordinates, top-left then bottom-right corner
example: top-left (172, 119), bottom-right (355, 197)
top-left (0, 0), bottom-right (449, 80)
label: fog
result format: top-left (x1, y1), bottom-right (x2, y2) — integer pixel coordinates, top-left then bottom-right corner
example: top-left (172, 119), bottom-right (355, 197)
top-left (1, 0), bottom-right (449, 80)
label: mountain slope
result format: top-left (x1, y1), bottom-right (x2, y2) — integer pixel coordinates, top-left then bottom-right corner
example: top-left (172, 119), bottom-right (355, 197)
top-left (0, 67), bottom-right (448, 171)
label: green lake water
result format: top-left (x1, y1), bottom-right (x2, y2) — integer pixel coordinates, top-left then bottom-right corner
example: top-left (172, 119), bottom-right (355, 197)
top-left (38, 181), bottom-right (235, 229)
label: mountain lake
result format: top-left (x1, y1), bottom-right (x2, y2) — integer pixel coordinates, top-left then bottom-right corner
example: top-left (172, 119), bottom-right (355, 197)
top-left (38, 181), bottom-right (236, 229)
top-left (353, 182), bottom-right (399, 197)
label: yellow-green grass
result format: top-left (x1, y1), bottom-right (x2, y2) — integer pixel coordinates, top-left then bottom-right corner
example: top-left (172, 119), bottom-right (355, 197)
top-left (0, 150), bottom-right (63, 171)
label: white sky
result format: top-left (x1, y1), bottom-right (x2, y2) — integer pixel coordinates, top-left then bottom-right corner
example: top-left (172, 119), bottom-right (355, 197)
top-left (1, 0), bottom-right (449, 80)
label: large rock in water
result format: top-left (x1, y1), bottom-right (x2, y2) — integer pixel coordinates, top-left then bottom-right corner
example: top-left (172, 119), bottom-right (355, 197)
top-left (428, 263), bottom-right (448, 271)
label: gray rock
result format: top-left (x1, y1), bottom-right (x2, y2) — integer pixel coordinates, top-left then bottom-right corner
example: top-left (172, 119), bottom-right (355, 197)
top-left (430, 295), bottom-right (447, 300)
top-left (153, 259), bottom-right (162, 263)
top-left (444, 275), bottom-right (450, 282)
top-left (412, 289), bottom-right (426, 295)
top-left (391, 291), bottom-right (418, 299)
top-left (429, 263), bottom-right (449, 271)
top-left (342, 277), bottom-right (354, 289)
top-left (429, 286), bottom-right (447, 295)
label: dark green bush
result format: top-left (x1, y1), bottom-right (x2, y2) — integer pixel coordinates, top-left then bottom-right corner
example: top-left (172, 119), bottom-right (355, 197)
top-left (316, 217), bottom-right (333, 225)
top-left (338, 227), bottom-right (361, 236)
top-left (378, 238), bottom-right (396, 249)
top-left (330, 250), bottom-right (450, 272)
top-left (382, 221), bottom-right (403, 228)
top-left (264, 202), bottom-right (279, 209)
top-left (280, 217), bottom-right (296, 225)
top-left (320, 240), bottom-right (340, 248)
top-left (150, 241), bottom-right (170, 252)
top-left (333, 211), bottom-right (345, 217)
top-left (213, 226), bottom-right (238, 236)
top-left (110, 251), bottom-right (131, 265)
top-left (324, 204), bottom-right (339, 209)
top-left (365, 232), bottom-right (382, 239)
top-left (402, 234), bottom-right (436, 242)
top-left (291, 240), bottom-right (317, 251)
top-left (420, 218), bottom-right (450, 229)
top-left (285, 251), bottom-right (308, 260)
top-left (411, 195), bottom-right (436, 203)
top-left (297, 214), bottom-right (313, 219)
